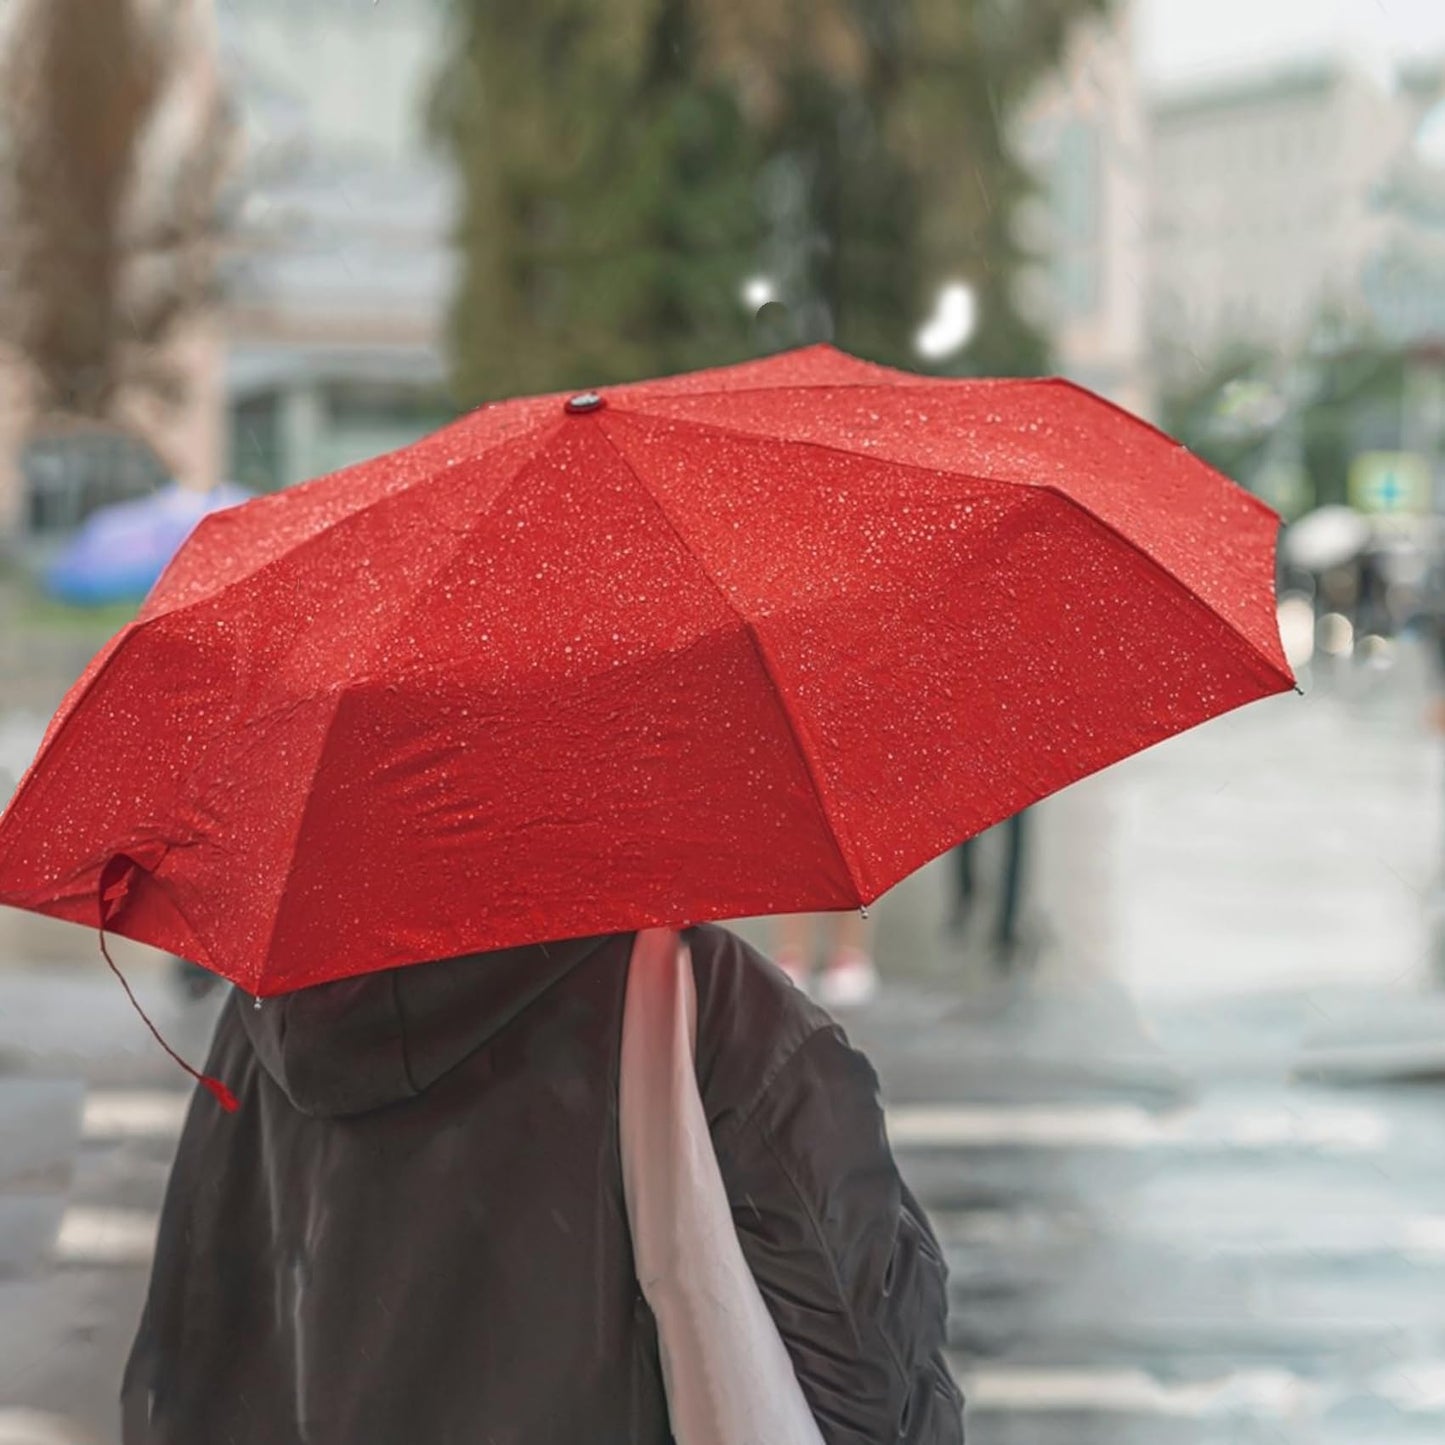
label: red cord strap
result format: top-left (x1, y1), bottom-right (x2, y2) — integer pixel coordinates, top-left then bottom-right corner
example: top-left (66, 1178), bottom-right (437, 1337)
top-left (98, 858), bottom-right (240, 1113)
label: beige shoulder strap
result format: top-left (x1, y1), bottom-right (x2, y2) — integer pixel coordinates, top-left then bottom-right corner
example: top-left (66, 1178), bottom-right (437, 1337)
top-left (619, 927), bottom-right (825, 1445)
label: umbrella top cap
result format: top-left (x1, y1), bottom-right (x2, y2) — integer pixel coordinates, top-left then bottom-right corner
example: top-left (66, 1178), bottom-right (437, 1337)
top-left (564, 391), bottom-right (606, 415)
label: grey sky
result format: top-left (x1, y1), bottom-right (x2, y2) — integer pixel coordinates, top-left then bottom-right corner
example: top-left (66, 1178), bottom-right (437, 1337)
top-left (1139, 0), bottom-right (1445, 85)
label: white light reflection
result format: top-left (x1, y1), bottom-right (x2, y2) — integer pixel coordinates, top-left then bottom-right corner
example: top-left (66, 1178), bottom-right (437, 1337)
top-left (1276, 593), bottom-right (1316, 669)
top-left (1318, 612), bottom-right (1355, 658)
top-left (1359, 634), bottom-right (1395, 670)
top-left (740, 275), bottom-right (777, 312)
top-left (914, 282), bottom-right (977, 361)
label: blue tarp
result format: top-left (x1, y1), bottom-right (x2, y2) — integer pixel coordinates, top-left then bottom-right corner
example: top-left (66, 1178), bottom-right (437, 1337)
top-left (44, 481), bottom-right (253, 606)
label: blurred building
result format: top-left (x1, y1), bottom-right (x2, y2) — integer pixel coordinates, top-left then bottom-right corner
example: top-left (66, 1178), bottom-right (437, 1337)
top-left (1016, 0), bottom-right (1150, 418)
top-left (0, 0), bottom-right (457, 544)
top-left (1362, 59), bottom-right (1445, 347)
top-left (1147, 55), bottom-right (1445, 373)
top-left (215, 0), bottom-right (456, 492)
top-left (0, 0), bottom-right (226, 541)
top-left (1009, 1), bottom-right (1148, 975)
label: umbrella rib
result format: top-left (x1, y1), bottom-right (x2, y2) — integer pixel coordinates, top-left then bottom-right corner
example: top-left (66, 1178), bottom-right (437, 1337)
top-left (608, 405), bottom-right (1029, 487)
top-left (671, 374), bottom-right (1267, 522)
top-left (256, 429), bottom-right (573, 987)
top-left (152, 418), bottom-right (561, 624)
top-left (0, 620), bottom-right (151, 849)
top-left (0, 618), bottom-right (235, 979)
top-left (622, 377), bottom-right (1018, 404)
top-left (594, 424), bottom-right (868, 903)
top-left (257, 685), bottom-right (351, 996)
top-left (612, 410), bottom-right (1292, 690)
top-left (627, 379), bottom-right (1276, 519)
top-left (337, 422), bottom-right (570, 685)
top-left (1043, 377), bottom-right (1279, 521)
top-left (1037, 484), bottom-right (1293, 687)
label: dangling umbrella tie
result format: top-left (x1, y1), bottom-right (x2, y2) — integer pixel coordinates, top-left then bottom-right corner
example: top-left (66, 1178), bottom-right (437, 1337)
top-left (98, 862), bottom-right (239, 1112)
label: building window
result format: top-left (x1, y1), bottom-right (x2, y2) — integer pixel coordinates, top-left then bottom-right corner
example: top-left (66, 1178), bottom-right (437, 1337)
top-left (1053, 120), bottom-right (1101, 247)
top-left (229, 395), bottom-right (283, 493)
top-left (21, 424), bottom-right (169, 537)
top-left (319, 385), bottom-right (454, 478)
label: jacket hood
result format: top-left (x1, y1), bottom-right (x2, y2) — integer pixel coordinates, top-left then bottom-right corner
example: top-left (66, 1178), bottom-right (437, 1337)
top-left (237, 933), bottom-right (615, 1118)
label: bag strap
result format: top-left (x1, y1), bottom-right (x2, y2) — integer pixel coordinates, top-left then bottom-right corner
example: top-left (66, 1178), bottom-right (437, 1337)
top-left (619, 928), bottom-right (824, 1445)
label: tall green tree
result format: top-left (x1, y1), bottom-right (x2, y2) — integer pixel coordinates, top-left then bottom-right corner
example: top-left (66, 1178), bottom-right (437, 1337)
top-left (895, 0), bottom-right (1112, 375)
top-left (432, 0), bottom-right (763, 401)
top-left (432, 0), bottom-right (1111, 401)
top-left (1158, 334), bottom-right (1416, 514)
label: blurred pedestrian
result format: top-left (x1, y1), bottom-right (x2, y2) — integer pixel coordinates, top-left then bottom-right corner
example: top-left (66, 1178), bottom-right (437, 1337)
top-left (1317, 559), bottom-right (1361, 629)
top-left (950, 810), bottom-right (1030, 966)
top-left (774, 908), bottom-right (879, 1007)
top-left (1425, 559), bottom-right (1445, 734)
top-left (1356, 545), bottom-right (1392, 641)
top-left (122, 925), bottom-right (961, 1443)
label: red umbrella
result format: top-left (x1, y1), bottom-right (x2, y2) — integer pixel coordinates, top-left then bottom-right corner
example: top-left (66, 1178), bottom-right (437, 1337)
top-left (0, 345), bottom-right (1292, 996)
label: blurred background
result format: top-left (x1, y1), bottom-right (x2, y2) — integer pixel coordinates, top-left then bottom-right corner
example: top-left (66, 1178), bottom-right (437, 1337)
top-left (4, 1), bottom-right (1445, 1442)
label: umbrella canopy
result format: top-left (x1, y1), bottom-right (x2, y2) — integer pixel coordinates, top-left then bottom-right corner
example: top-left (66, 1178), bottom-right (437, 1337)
top-left (43, 480), bottom-right (253, 605)
top-left (0, 346), bottom-right (1293, 995)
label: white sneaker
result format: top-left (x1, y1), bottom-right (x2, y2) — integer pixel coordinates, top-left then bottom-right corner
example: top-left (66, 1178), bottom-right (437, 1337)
top-left (817, 951), bottom-right (880, 1010)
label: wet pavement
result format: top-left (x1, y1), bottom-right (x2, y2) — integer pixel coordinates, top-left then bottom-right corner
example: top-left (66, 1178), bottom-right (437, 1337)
top-left (1, 638), bottom-right (1444, 1442)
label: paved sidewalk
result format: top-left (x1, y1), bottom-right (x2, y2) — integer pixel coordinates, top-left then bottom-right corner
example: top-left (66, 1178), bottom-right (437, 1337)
top-left (1, 640), bottom-right (1442, 1442)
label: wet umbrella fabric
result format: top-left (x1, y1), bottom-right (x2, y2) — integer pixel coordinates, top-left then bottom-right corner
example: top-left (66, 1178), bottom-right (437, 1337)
top-left (0, 346), bottom-right (1293, 995)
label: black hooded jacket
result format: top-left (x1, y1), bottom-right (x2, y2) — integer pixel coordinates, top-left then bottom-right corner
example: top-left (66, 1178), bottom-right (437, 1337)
top-left (123, 925), bottom-right (963, 1443)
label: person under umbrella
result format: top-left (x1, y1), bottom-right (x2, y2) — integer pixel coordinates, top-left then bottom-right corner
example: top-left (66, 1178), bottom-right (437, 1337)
top-left (0, 346), bottom-right (1293, 1444)
top-left (124, 925), bottom-right (958, 1443)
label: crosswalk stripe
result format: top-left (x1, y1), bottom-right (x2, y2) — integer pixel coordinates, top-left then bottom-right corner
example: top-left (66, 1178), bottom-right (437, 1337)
top-left (80, 1090), bottom-right (1393, 1156)
top-left (957, 1365), bottom-right (1321, 1417)
top-left (932, 1206), bottom-right (1445, 1261)
top-left (1377, 1363), bottom-right (1445, 1411)
top-left (55, 1198), bottom-right (1445, 1274)
top-left (53, 1207), bottom-right (157, 1266)
top-left (0, 1410), bottom-right (90, 1445)
top-left (81, 1090), bottom-right (188, 1141)
top-left (887, 1102), bottom-right (1389, 1152)
top-left (47, 1198), bottom-right (1445, 1419)
top-left (954, 1362), bottom-right (1445, 1418)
